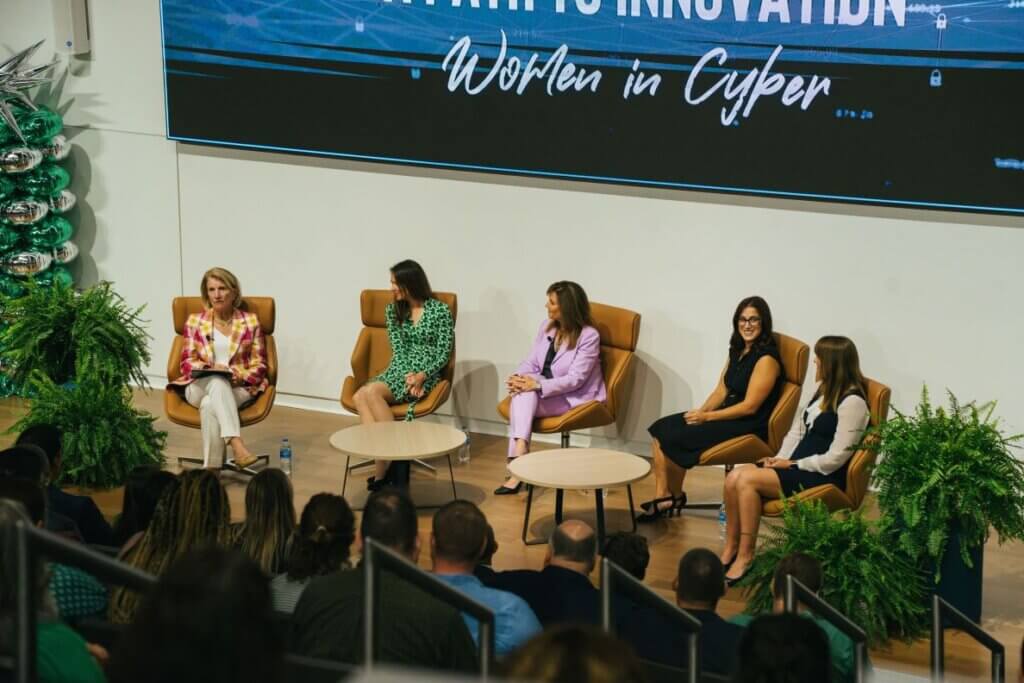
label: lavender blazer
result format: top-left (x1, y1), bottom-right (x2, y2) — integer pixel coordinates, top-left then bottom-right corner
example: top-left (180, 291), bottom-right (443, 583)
top-left (516, 320), bottom-right (607, 407)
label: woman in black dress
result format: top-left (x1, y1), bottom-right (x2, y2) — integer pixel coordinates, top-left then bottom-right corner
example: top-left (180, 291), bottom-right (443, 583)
top-left (638, 296), bottom-right (782, 522)
top-left (719, 336), bottom-right (870, 584)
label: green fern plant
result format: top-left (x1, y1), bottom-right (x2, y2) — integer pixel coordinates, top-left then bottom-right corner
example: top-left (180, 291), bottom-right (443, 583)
top-left (0, 280), bottom-right (151, 389)
top-left (738, 498), bottom-right (928, 645)
top-left (868, 386), bottom-right (1024, 579)
top-left (10, 372), bottom-right (167, 489)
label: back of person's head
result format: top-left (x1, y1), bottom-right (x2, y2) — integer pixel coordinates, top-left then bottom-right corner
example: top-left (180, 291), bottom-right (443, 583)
top-left (238, 468), bottom-right (295, 575)
top-left (0, 478), bottom-right (46, 526)
top-left (500, 624), bottom-right (648, 683)
top-left (676, 548), bottom-right (725, 607)
top-left (361, 488), bottom-right (417, 557)
top-left (601, 532), bottom-right (650, 581)
top-left (432, 500), bottom-right (488, 567)
top-left (0, 445), bottom-right (50, 486)
top-left (0, 499), bottom-right (48, 614)
top-left (108, 546), bottom-right (281, 683)
top-left (113, 466), bottom-right (177, 546)
top-left (550, 520), bottom-right (597, 574)
top-left (772, 552), bottom-right (823, 599)
top-left (177, 469), bottom-right (231, 550)
top-left (15, 425), bottom-right (62, 472)
top-left (286, 493), bottom-right (355, 582)
top-left (734, 613), bottom-right (831, 683)
top-left (480, 523), bottom-right (498, 566)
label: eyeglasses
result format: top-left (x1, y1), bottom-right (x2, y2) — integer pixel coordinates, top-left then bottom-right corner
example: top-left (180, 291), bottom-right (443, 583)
top-left (738, 316), bottom-right (762, 327)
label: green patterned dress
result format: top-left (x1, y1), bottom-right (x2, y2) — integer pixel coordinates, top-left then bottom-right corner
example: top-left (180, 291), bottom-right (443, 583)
top-left (371, 298), bottom-right (455, 420)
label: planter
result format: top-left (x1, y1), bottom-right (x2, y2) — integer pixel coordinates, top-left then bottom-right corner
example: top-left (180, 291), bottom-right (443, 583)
top-left (932, 526), bottom-right (984, 624)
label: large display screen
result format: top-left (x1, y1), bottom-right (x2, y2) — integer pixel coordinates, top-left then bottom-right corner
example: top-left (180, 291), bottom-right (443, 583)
top-left (161, 0), bottom-right (1024, 214)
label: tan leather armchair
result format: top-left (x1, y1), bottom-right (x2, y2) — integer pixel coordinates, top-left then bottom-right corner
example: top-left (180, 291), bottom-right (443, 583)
top-left (497, 302), bottom-right (641, 447)
top-left (340, 290), bottom-right (458, 420)
top-left (165, 296), bottom-right (278, 471)
top-left (687, 332), bottom-right (809, 509)
top-left (763, 378), bottom-right (891, 516)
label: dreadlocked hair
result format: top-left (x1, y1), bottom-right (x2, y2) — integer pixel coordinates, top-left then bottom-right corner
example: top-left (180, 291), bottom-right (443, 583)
top-left (234, 469), bottom-right (295, 575)
top-left (176, 469), bottom-right (232, 551)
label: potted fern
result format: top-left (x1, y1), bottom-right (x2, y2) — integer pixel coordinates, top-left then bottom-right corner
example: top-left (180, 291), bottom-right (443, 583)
top-left (739, 498), bottom-right (928, 645)
top-left (869, 387), bottom-right (1024, 622)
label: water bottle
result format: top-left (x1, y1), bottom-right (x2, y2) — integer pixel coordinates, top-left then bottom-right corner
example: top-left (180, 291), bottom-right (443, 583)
top-left (279, 438), bottom-right (292, 476)
top-left (718, 504), bottom-right (727, 540)
top-left (457, 430), bottom-right (471, 465)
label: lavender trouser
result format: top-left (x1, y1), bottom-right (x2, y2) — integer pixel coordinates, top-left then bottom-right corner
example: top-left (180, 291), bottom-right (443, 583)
top-left (507, 391), bottom-right (573, 458)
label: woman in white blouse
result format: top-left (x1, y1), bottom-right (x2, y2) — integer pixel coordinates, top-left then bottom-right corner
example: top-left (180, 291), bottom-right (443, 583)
top-left (719, 336), bottom-right (870, 585)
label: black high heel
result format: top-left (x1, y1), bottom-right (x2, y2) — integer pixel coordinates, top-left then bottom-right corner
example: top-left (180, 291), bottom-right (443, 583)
top-left (636, 494), bottom-right (687, 523)
top-left (494, 480), bottom-right (523, 495)
top-left (639, 495), bottom-right (676, 513)
top-left (725, 564), bottom-right (752, 587)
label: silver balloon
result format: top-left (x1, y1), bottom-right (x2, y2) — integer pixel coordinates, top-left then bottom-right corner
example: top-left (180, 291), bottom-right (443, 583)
top-left (48, 189), bottom-right (76, 214)
top-left (0, 147), bottom-right (42, 174)
top-left (52, 240), bottom-right (78, 264)
top-left (0, 198), bottom-right (48, 225)
top-left (2, 250), bottom-right (52, 276)
top-left (43, 134), bottom-right (70, 161)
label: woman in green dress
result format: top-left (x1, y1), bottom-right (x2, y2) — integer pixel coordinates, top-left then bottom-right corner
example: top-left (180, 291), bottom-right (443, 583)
top-left (353, 260), bottom-right (454, 490)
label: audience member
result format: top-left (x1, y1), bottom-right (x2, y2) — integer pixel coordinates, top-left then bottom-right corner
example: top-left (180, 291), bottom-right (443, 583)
top-left (108, 546), bottom-right (281, 683)
top-left (430, 500), bottom-right (541, 655)
top-left (500, 624), bottom-right (648, 683)
top-left (17, 425), bottom-right (115, 546)
top-left (0, 445), bottom-right (81, 540)
top-left (110, 466), bottom-right (177, 549)
top-left (473, 523), bottom-right (499, 583)
top-left (485, 519), bottom-right (600, 626)
top-left (290, 487), bottom-right (477, 671)
top-left (0, 498), bottom-right (106, 683)
top-left (234, 468), bottom-right (295, 575)
top-left (110, 469), bottom-right (229, 623)
top-left (730, 552), bottom-right (865, 683)
top-left (601, 532), bottom-right (650, 581)
top-left (0, 478), bottom-right (107, 623)
top-left (271, 493), bottom-right (354, 614)
top-left (734, 613), bottom-right (831, 683)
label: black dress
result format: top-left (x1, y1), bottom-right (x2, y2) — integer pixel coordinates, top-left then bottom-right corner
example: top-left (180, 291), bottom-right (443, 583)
top-left (775, 391), bottom-right (867, 496)
top-left (648, 343), bottom-right (783, 469)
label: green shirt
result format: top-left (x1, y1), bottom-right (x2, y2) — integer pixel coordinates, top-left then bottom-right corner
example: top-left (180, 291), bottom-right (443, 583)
top-left (37, 620), bottom-right (106, 683)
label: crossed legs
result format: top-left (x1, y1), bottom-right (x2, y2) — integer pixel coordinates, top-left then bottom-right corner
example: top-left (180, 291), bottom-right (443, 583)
top-left (647, 438), bottom-right (689, 509)
top-left (185, 376), bottom-right (256, 468)
top-left (503, 391), bottom-right (572, 488)
top-left (721, 465), bottom-right (784, 581)
top-left (352, 381), bottom-right (398, 480)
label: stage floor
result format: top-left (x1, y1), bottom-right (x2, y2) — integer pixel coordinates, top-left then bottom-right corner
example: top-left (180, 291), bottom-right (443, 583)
top-left (2, 390), bottom-right (1020, 680)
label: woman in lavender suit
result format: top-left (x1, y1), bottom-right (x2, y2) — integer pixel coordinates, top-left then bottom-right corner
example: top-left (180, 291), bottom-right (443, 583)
top-left (495, 281), bottom-right (607, 495)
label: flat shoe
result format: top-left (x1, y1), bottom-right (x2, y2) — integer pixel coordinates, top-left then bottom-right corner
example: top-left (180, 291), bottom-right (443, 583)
top-left (233, 454), bottom-right (259, 469)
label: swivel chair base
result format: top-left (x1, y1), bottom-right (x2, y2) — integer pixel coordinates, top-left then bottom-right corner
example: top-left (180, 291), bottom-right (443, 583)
top-left (176, 454), bottom-right (270, 476)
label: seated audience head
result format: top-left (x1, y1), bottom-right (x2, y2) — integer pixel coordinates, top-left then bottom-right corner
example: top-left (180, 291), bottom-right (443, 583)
top-left (177, 468), bottom-right (231, 549)
top-left (108, 546), bottom-right (281, 683)
top-left (500, 624), bottom-right (647, 683)
top-left (113, 466), bottom-right (178, 546)
top-left (771, 552), bottom-right (823, 610)
top-left (15, 424), bottom-right (62, 480)
top-left (675, 548), bottom-right (726, 611)
top-left (813, 336), bottom-right (868, 408)
top-left (730, 295), bottom-right (774, 356)
top-left (360, 487), bottom-right (419, 561)
top-left (237, 468), bottom-right (295, 575)
top-left (431, 500), bottom-right (488, 572)
top-left (285, 493), bottom-right (355, 581)
top-left (0, 445), bottom-right (50, 486)
top-left (601, 532), bottom-right (650, 581)
top-left (0, 498), bottom-right (48, 615)
top-left (0, 477), bottom-right (46, 526)
top-left (547, 519), bottom-right (597, 575)
top-left (546, 281), bottom-right (594, 348)
top-left (479, 523), bottom-right (498, 567)
top-left (734, 613), bottom-right (831, 683)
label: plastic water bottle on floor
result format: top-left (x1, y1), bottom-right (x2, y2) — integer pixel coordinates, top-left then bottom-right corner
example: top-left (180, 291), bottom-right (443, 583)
top-left (458, 430), bottom-right (471, 465)
top-left (280, 438), bottom-right (292, 476)
top-left (718, 504), bottom-right (727, 540)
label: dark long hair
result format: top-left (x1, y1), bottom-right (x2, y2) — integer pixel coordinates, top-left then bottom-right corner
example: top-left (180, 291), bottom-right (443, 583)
top-left (285, 493), bottom-right (355, 582)
top-left (112, 466), bottom-right (178, 547)
top-left (546, 281), bottom-right (594, 350)
top-left (391, 259), bottom-right (434, 324)
top-left (729, 295), bottom-right (775, 358)
top-left (235, 469), bottom-right (295, 576)
top-left (812, 336), bottom-right (868, 413)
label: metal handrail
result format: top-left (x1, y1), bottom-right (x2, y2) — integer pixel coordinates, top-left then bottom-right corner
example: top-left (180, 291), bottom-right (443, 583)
top-left (600, 557), bottom-right (702, 683)
top-left (931, 595), bottom-right (1004, 683)
top-left (7, 519), bottom-right (156, 683)
top-left (783, 575), bottom-right (869, 683)
top-left (362, 538), bottom-right (495, 679)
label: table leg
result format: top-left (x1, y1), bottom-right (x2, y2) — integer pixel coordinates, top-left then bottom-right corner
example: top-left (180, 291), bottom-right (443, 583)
top-left (447, 453), bottom-right (457, 501)
top-left (627, 485), bottom-right (638, 533)
top-left (555, 489), bottom-right (564, 525)
top-left (342, 455), bottom-right (350, 497)
top-left (595, 488), bottom-right (606, 548)
top-left (522, 485), bottom-right (535, 544)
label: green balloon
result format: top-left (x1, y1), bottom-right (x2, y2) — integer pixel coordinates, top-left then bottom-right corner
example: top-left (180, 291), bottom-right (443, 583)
top-left (34, 263), bottom-right (73, 288)
top-left (0, 273), bottom-right (26, 298)
top-left (16, 163), bottom-right (70, 197)
top-left (27, 215), bottom-right (73, 250)
top-left (0, 225), bottom-right (20, 252)
top-left (0, 176), bottom-right (13, 200)
top-left (16, 107), bottom-right (63, 145)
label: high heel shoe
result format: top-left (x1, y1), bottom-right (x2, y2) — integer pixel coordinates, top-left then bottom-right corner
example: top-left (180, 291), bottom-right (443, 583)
top-left (636, 494), bottom-right (687, 523)
top-left (494, 480), bottom-right (523, 495)
top-left (724, 560), bottom-right (752, 587)
top-left (639, 492), bottom-right (687, 512)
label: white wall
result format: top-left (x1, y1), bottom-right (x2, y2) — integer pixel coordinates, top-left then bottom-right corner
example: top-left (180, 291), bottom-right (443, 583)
top-left (3, 1), bottom-right (1023, 450)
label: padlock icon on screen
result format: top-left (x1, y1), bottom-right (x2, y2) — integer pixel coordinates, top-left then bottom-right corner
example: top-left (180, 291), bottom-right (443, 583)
top-left (929, 69), bottom-right (942, 87)
top-left (936, 12), bottom-right (947, 29)
top-left (355, 17), bottom-right (365, 32)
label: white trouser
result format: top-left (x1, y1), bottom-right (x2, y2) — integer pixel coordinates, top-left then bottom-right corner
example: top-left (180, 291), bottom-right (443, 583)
top-left (185, 375), bottom-right (253, 467)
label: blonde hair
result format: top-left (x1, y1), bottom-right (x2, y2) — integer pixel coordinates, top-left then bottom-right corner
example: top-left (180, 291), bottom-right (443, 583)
top-left (814, 336), bottom-right (868, 413)
top-left (200, 267), bottom-right (243, 310)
